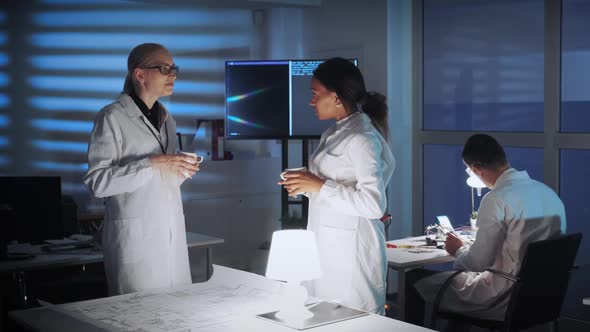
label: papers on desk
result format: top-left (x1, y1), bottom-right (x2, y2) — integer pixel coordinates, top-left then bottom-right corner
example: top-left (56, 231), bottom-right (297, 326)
top-left (387, 248), bottom-right (448, 265)
top-left (54, 265), bottom-right (286, 332)
top-left (386, 236), bottom-right (449, 265)
top-left (6, 243), bottom-right (35, 259)
top-left (9, 265), bottom-right (438, 332)
top-left (45, 234), bottom-right (94, 246)
top-left (5, 235), bottom-right (96, 255)
top-left (44, 238), bottom-right (79, 245)
top-left (42, 235), bottom-right (95, 252)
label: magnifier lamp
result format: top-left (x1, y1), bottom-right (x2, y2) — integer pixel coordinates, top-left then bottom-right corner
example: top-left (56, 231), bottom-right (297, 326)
top-left (264, 230), bottom-right (322, 325)
top-left (465, 167), bottom-right (486, 229)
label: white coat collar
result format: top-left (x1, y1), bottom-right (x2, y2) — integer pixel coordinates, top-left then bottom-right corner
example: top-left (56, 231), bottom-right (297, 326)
top-left (317, 112), bottom-right (374, 157)
top-left (322, 111), bottom-right (364, 142)
top-left (118, 94), bottom-right (170, 124)
top-left (335, 111), bottom-right (364, 129)
top-left (494, 168), bottom-right (529, 190)
top-left (325, 112), bottom-right (369, 137)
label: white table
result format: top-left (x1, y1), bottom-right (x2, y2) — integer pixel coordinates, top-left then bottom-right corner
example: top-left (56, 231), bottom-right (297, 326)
top-left (0, 232), bottom-right (223, 308)
top-left (8, 265), bottom-right (435, 332)
top-left (386, 235), bottom-right (454, 321)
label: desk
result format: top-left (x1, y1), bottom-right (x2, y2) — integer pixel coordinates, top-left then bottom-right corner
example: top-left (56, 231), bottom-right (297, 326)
top-left (8, 265), bottom-right (435, 332)
top-left (0, 232), bottom-right (223, 307)
top-left (386, 235), bottom-right (453, 321)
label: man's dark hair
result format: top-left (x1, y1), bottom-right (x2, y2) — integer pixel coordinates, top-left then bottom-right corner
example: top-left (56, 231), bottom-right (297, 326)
top-left (462, 134), bottom-right (507, 170)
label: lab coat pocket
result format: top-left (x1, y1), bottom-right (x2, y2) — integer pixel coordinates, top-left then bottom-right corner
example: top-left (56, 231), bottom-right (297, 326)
top-left (359, 237), bottom-right (386, 291)
top-left (318, 206), bottom-right (359, 229)
top-left (315, 225), bottom-right (356, 299)
top-left (108, 218), bottom-right (143, 265)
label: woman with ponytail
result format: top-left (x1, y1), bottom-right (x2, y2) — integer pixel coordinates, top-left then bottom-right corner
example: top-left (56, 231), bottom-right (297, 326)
top-left (279, 57), bottom-right (395, 314)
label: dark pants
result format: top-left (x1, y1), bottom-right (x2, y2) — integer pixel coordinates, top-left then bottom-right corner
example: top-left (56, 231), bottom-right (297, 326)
top-left (406, 268), bottom-right (472, 332)
top-left (405, 268), bottom-right (437, 326)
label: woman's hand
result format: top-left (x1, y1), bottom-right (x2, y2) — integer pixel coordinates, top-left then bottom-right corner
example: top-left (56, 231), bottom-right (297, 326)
top-left (149, 153), bottom-right (199, 179)
top-left (278, 170), bottom-right (325, 197)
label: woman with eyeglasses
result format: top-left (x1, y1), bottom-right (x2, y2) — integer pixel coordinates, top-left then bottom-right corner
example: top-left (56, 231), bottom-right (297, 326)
top-left (84, 43), bottom-right (198, 295)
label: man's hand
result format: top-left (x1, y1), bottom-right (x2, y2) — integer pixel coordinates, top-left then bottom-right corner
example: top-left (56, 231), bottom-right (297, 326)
top-left (149, 154), bottom-right (199, 179)
top-left (445, 232), bottom-right (464, 257)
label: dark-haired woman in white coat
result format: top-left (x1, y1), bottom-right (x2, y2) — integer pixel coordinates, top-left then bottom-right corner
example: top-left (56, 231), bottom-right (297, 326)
top-left (279, 58), bottom-right (395, 314)
top-left (84, 43), bottom-right (199, 295)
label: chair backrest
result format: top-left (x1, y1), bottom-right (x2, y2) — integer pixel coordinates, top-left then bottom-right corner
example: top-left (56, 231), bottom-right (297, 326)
top-left (505, 233), bottom-right (582, 331)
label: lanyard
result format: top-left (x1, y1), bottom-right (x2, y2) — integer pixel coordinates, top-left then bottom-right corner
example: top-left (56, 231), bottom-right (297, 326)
top-left (141, 116), bottom-right (168, 154)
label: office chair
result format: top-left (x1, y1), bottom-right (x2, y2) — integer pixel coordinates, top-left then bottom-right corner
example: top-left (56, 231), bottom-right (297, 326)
top-left (429, 232), bottom-right (582, 332)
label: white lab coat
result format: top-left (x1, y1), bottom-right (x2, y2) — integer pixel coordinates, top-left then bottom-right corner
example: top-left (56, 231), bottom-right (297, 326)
top-left (84, 94), bottom-right (191, 295)
top-left (416, 168), bottom-right (566, 320)
top-left (305, 112), bottom-right (395, 314)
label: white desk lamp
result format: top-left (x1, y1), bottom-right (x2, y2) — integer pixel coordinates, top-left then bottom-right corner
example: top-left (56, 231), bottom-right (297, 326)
top-left (465, 167), bottom-right (486, 229)
top-left (265, 230), bottom-right (322, 323)
top-left (260, 230), bottom-right (368, 329)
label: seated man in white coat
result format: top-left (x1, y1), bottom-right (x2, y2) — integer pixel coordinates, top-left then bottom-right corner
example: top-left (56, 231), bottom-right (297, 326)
top-left (406, 134), bottom-right (566, 327)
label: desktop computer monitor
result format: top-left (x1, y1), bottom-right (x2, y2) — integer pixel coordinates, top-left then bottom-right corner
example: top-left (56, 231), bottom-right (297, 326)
top-left (0, 176), bottom-right (63, 245)
top-left (225, 59), bottom-right (358, 139)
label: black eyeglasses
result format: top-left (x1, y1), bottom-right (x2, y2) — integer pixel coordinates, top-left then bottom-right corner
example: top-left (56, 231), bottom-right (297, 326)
top-left (141, 64), bottom-right (179, 76)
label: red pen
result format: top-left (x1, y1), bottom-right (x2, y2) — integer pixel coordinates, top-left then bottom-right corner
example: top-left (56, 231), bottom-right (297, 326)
top-left (387, 244), bottom-right (415, 249)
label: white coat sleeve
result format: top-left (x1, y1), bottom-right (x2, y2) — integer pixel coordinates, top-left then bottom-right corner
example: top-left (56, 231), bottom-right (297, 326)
top-left (319, 135), bottom-right (387, 219)
top-left (83, 112), bottom-right (154, 198)
top-left (454, 194), bottom-right (507, 272)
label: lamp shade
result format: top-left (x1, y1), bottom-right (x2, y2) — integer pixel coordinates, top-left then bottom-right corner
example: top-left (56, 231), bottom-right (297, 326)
top-left (466, 175), bottom-right (486, 188)
top-left (266, 230), bottom-right (322, 283)
top-left (465, 167), bottom-right (486, 188)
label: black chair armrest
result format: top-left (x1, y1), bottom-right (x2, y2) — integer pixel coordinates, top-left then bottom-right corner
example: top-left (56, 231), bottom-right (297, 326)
top-left (486, 268), bottom-right (519, 283)
top-left (428, 271), bottom-right (463, 328)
